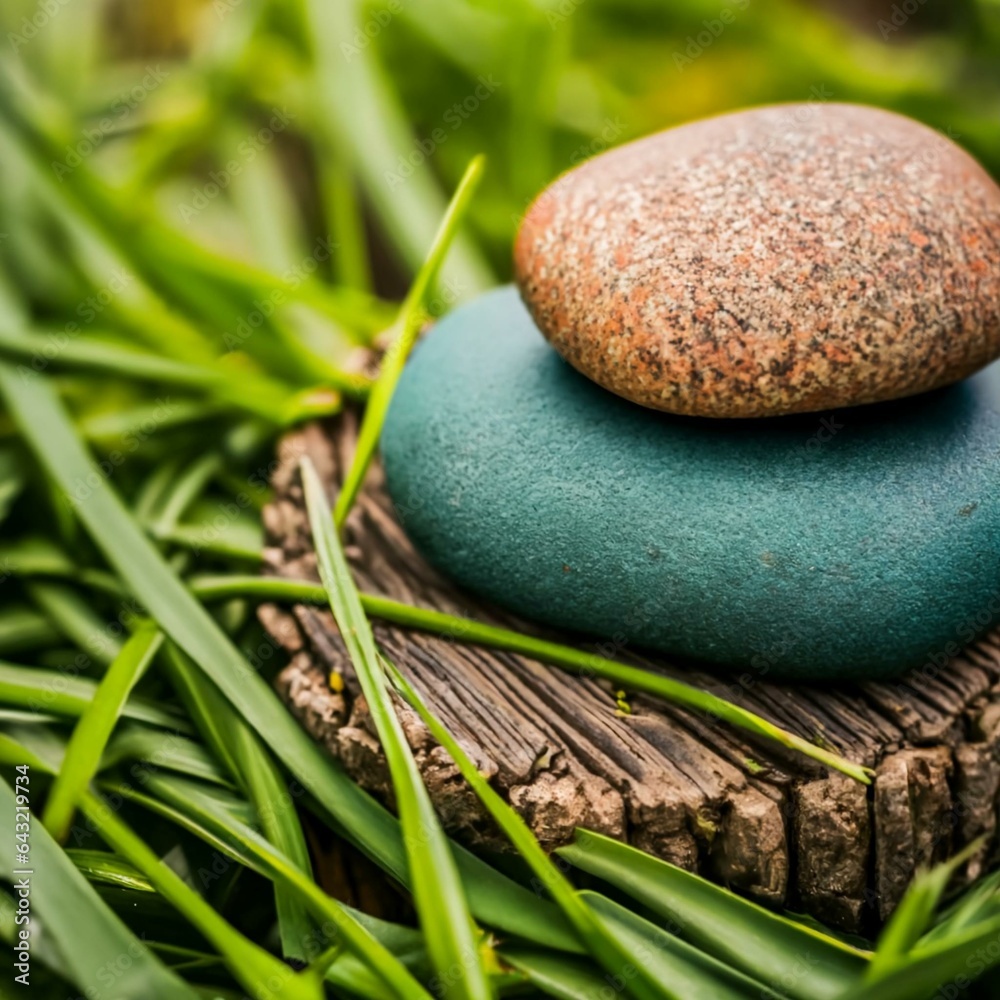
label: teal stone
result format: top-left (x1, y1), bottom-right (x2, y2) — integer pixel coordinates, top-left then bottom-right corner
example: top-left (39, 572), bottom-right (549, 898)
top-left (381, 286), bottom-right (1000, 681)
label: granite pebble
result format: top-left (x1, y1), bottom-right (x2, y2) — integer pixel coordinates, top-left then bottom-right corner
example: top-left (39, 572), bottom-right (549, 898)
top-left (514, 103), bottom-right (1000, 418)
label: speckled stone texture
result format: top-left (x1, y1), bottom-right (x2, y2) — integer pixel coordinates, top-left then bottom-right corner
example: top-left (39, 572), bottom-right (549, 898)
top-left (381, 287), bottom-right (1000, 680)
top-left (514, 103), bottom-right (1000, 418)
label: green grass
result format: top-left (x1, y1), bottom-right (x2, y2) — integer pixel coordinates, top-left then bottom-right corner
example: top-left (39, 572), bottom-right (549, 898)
top-left (386, 657), bottom-right (746, 1000)
top-left (185, 573), bottom-right (872, 783)
top-left (304, 455), bottom-right (491, 1000)
top-left (0, 762), bottom-right (198, 998)
top-left (556, 830), bottom-right (868, 1000)
top-left (1, 2), bottom-right (999, 998)
top-left (41, 621), bottom-right (162, 841)
top-left (335, 154), bottom-right (486, 526)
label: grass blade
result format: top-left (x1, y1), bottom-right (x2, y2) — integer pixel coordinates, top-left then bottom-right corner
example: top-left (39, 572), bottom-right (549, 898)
top-left (67, 849), bottom-right (156, 892)
top-left (77, 788), bottom-right (324, 1000)
top-left (158, 642), bottom-right (242, 779)
top-left (81, 398), bottom-right (226, 444)
top-left (26, 579), bottom-right (123, 666)
top-left (0, 325), bottom-right (349, 423)
top-left (160, 522), bottom-right (264, 563)
top-left (864, 838), bottom-right (985, 980)
top-left (922, 869), bottom-right (1000, 943)
top-left (0, 660), bottom-right (189, 730)
top-left (334, 155), bottom-right (485, 526)
top-left (300, 0), bottom-right (492, 293)
top-left (580, 892), bottom-right (779, 1000)
top-left (837, 912), bottom-right (1000, 1000)
top-left (385, 658), bottom-right (684, 1000)
top-left (131, 771), bottom-right (436, 1000)
top-left (0, 773), bottom-right (198, 999)
top-left (501, 948), bottom-right (611, 1000)
top-left (301, 455), bottom-right (492, 1000)
top-left (232, 725), bottom-right (316, 964)
top-left (118, 770), bottom-right (440, 1000)
top-left (0, 447), bottom-right (25, 525)
top-left (162, 642), bottom-right (316, 964)
top-left (2, 733), bottom-right (322, 1000)
top-left (323, 160), bottom-right (373, 292)
top-left (557, 830), bottom-right (867, 1000)
top-left (106, 777), bottom-right (262, 869)
top-left (0, 361), bottom-right (580, 954)
top-left (360, 597), bottom-right (872, 784)
top-left (0, 70), bottom-right (386, 349)
top-left (66, 847), bottom-right (156, 892)
top-left (102, 723), bottom-right (231, 786)
top-left (0, 606), bottom-right (60, 655)
top-left (149, 455), bottom-right (221, 540)
top-left (187, 574), bottom-right (871, 783)
top-left (42, 621), bottom-right (163, 841)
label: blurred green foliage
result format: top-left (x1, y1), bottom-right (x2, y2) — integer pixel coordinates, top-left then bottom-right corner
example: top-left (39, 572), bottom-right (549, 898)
top-left (1, 0), bottom-right (998, 304)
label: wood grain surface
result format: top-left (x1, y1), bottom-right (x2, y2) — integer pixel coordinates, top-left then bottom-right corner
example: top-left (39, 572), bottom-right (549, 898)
top-left (260, 412), bottom-right (1000, 934)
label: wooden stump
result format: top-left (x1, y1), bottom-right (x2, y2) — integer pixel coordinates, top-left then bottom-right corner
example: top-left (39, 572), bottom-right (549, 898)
top-left (260, 413), bottom-right (1000, 934)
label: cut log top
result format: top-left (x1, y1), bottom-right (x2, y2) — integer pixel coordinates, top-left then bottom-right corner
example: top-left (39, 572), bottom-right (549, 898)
top-left (260, 412), bottom-right (1000, 935)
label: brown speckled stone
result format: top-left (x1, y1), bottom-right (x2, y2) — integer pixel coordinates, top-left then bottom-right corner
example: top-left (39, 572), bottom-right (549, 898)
top-left (514, 103), bottom-right (1000, 418)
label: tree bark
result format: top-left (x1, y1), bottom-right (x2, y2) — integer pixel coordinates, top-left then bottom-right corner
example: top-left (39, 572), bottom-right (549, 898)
top-left (260, 413), bottom-right (1000, 934)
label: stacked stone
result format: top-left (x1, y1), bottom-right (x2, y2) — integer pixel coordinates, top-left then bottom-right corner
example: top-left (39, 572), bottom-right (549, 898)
top-left (382, 104), bottom-right (1000, 680)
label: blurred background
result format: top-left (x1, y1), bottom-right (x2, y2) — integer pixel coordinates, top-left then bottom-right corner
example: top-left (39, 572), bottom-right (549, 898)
top-left (2, 0), bottom-right (998, 308)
